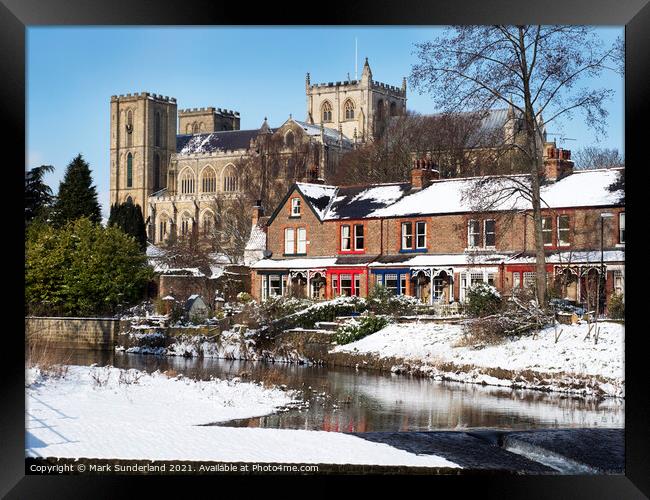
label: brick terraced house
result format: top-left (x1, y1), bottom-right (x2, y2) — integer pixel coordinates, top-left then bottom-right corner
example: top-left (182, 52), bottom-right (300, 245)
top-left (250, 155), bottom-right (624, 311)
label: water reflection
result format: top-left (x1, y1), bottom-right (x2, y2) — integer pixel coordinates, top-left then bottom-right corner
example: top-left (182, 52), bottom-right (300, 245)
top-left (40, 349), bottom-right (624, 432)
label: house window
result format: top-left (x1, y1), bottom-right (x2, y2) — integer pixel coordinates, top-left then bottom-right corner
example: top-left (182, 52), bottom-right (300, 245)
top-left (614, 270), bottom-right (624, 296)
top-left (416, 222), bottom-right (426, 249)
top-left (385, 274), bottom-right (399, 295)
top-left (619, 212), bottom-right (625, 244)
top-left (484, 220), bottom-right (496, 248)
top-left (468, 220), bottom-right (480, 248)
top-left (512, 272), bottom-right (521, 289)
top-left (268, 275), bottom-right (285, 297)
top-left (322, 101), bottom-right (333, 122)
top-left (355, 275), bottom-right (361, 297)
top-left (297, 228), bottom-right (307, 254)
top-left (557, 215), bottom-right (570, 246)
top-left (126, 153), bottom-right (133, 188)
top-left (542, 216), bottom-right (553, 246)
top-left (284, 228), bottom-right (295, 254)
top-left (332, 275), bottom-right (339, 297)
top-left (340, 274), bottom-right (353, 296)
top-left (433, 278), bottom-right (445, 300)
top-left (523, 272), bottom-right (536, 289)
top-left (341, 225), bottom-right (351, 251)
top-left (291, 198), bottom-right (301, 216)
top-left (401, 222), bottom-right (413, 250)
top-left (354, 225), bottom-right (364, 251)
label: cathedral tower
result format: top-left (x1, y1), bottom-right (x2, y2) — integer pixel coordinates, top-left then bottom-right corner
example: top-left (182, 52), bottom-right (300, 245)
top-left (305, 58), bottom-right (407, 143)
top-left (109, 92), bottom-right (177, 220)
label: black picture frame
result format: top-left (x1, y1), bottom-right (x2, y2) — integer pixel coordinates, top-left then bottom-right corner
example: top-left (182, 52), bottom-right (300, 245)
top-left (3, 0), bottom-right (647, 496)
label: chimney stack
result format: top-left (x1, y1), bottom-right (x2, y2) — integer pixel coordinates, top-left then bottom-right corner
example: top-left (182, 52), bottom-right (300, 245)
top-left (411, 157), bottom-right (440, 190)
top-left (252, 200), bottom-right (264, 227)
top-left (543, 143), bottom-right (574, 182)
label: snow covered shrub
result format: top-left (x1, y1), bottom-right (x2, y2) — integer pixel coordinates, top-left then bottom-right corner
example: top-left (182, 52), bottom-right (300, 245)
top-left (287, 296), bottom-right (368, 329)
top-left (465, 282), bottom-right (502, 317)
top-left (260, 296), bottom-right (312, 322)
top-left (607, 293), bottom-right (624, 320)
top-left (367, 285), bottom-right (419, 316)
top-left (334, 314), bottom-right (390, 345)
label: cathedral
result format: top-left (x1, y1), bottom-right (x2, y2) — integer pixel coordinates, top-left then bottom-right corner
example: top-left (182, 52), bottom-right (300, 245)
top-left (108, 59), bottom-right (407, 245)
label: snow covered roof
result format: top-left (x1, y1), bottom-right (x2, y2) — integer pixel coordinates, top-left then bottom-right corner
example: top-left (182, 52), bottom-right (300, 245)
top-left (176, 129), bottom-right (262, 155)
top-left (369, 252), bottom-right (514, 268)
top-left (507, 250), bottom-right (625, 265)
top-left (252, 257), bottom-right (337, 270)
top-left (290, 119), bottom-right (352, 146)
top-left (291, 168), bottom-right (623, 222)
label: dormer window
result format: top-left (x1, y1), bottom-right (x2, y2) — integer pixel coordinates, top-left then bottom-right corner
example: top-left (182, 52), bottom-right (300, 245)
top-left (291, 198), bottom-right (301, 217)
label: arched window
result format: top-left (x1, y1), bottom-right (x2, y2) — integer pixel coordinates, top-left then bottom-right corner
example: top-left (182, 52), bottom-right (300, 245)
top-left (223, 165), bottom-right (238, 192)
top-left (126, 153), bottom-right (133, 188)
top-left (179, 169), bottom-right (195, 194)
top-left (321, 101), bottom-right (332, 122)
top-left (180, 213), bottom-right (193, 238)
top-left (201, 211), bottom-right (214, 236)
top-left (126, 109), bottom-right (133, 147)
top-left (390, 102), bottom-right (397, 117)
top-left (344, 99), bottom-right (355, 120)
top-left (153, 154), bottom-right (161, 191)
top-left (158, 213), bottom-right (169, 243)
top-left (285, 131), bottom-right (295, 147)
top-left (201, 166), bottom-right (216, 193)
top-left (192, 122), bottom-right (199, 134)
top-left (376, 99), bottom-right (384, 121)
top-left (154, 111), bottom-right (161, 147)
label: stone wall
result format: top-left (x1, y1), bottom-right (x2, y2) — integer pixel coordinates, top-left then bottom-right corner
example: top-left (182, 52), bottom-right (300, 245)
top-left (26, 317), bottom-right (121, 351)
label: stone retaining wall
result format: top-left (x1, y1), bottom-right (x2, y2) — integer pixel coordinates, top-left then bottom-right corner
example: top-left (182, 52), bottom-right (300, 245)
top-left (26, 317), bottom-right (120, 351)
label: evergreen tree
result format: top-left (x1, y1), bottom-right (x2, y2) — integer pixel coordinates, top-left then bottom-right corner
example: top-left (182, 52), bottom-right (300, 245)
top-left (52, 154), bottom-right (101, 227)
top-left (25, 164), bottom-right (54, 225)
top-left (108, 201), bottom-right (148, 252)
top-left (26, 218), bottom-right (153, 316)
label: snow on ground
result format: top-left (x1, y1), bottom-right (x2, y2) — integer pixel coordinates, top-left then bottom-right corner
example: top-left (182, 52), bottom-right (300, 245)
top-left (26, 365), bottom-right (458, 468)
top-left (333, 321), bottom-right (624, 398)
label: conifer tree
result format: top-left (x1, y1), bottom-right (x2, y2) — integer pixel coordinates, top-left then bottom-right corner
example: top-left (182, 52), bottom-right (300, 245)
top-left (52, 154), bottom-right (101, 227)
top-left (108, 200), bottom-right (148, 252)
top-left (25, 164), bottom-right (54, 225)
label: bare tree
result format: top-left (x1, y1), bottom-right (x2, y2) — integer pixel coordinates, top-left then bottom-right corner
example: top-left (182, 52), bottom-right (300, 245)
top-left (573, 146), bottom-right (624, 169)
top-left (202, 196), bottom-right (253, 264)
top-left (411, 26), bottom-right (622, 306)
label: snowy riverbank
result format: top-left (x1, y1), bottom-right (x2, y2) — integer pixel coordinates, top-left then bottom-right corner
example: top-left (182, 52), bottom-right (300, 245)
top-left (26, 365), bottom-right (458, 468)
top-left (332, 321), bottom-right (624, 398)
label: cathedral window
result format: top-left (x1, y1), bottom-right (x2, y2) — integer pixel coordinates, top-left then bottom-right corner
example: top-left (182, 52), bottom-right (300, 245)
top-left (223, 165), bottom-right (238, 192)
top-left (285, 131), bottom-right (295, 147)
top-left (153, 154), bottom-right (161, 191)
top-left (202, 211), bottom-right (214, 236)
top-left (321, 101), bottom-right (333, 122)
top-left (344, 99), bottom-right (355, 120)
top-left (201, 167), bottom-right (217, 193)
top-left (126, 153), bottom-right (133, 188)
top-left (180, 169), bottom-right (195, 194)
top-left (154, 112), bottom-right (161, 147)
top-left (180, 215), bottom-right (192, 238)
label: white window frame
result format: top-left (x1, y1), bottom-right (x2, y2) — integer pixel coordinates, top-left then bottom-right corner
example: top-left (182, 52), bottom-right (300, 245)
top-left (619, 212), bottom-right (625, 244)
top-left (284, 228), bottom-right (295, 254)
top-left (557, 215), bottom-right (570, 246)
top-left (291, 198), bottom-right (301, 216)
top-left (416, 221), bottom-right (427, 249)
top-left (401, 222), bottom-right (413, 250)
top-left (341, 225), bottom-right (351, 251)
top-left (385, 273), bottom-right (399, 295)
top-left (542, 216), bottom-right (553, 246)
top-left (340, 274), bottom-right (353, 296)
top-left (468, 220), bottom-right (480, 248)
top-left (484, 219), bottom-right (496, 248)
top-left (354, 224), bottom-right (364, 251)
top-left (296, 227), bottom-right (307, 254)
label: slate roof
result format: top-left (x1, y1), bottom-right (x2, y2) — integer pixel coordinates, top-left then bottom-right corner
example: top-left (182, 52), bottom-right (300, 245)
top-left (289, 168), bottom-right (623, 223)
top-left (176, 129), bottom-right (265, 155)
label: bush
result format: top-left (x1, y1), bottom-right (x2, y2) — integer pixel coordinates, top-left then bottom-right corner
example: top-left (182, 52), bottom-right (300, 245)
top-left (334, 314), bottom-right (390, 345)
top-left (260, 296), bottom-right (312, 322)
top-left (366, 285), bottom-right (420, 316)
top-left (465, 282), bottom-right (502, 317)
top-left (608, 293), bottom-right (624, 320)
top-left (237, 292), bottom-right (253, 303)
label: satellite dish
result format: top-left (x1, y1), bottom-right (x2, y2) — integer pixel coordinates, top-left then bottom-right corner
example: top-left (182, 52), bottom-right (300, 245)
top-left (263, 250), bottom-right (272, 258)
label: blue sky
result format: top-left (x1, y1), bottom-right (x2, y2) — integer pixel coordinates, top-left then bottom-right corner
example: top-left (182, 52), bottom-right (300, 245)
top-left (27, 26), bottom-right (624, 218)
